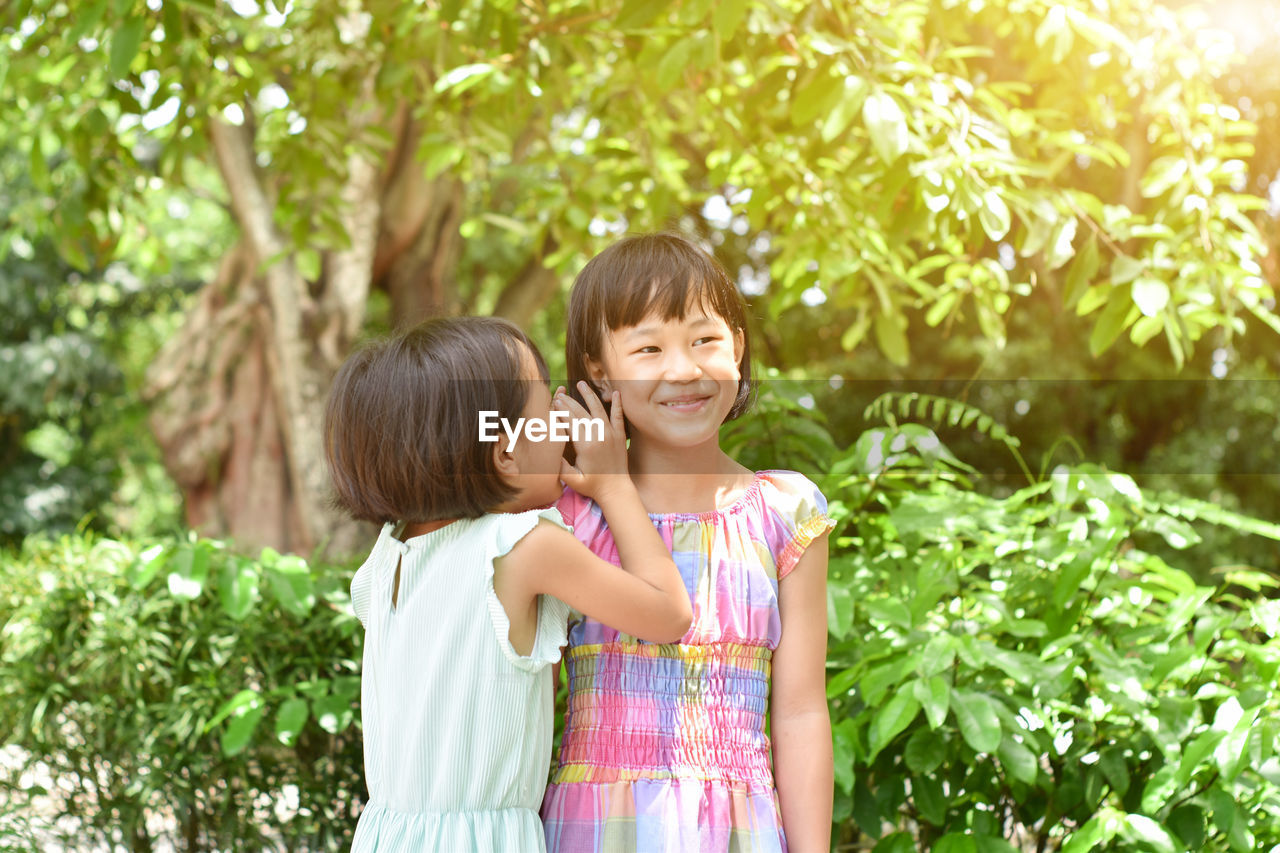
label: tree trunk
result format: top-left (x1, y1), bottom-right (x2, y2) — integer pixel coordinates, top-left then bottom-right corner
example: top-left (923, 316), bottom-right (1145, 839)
top-left (145, 243), bottom-right (311, 554)
top-left (143, 105), bottom-right (555, 557)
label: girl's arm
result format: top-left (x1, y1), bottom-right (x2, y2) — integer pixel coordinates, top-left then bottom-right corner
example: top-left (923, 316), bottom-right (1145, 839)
top-left (772, 531), bottom-right (833, 852)
top-left (510, 521), bottom-right (689, 641)
top-left (500, 385), bottom-right (691, 642)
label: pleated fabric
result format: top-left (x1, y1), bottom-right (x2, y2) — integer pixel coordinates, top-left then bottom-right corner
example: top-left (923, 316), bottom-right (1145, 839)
top-left (542, 471), bottom-right (834, 853)
top-left (349, 508), bottom-right (570, 852)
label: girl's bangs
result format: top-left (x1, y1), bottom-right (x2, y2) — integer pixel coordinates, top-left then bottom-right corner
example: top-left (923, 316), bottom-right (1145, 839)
top-left (606, 256), bottom-right (742, 331)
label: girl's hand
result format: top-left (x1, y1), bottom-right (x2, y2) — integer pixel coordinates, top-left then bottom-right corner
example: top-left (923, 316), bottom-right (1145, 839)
top-left (555, 381), bottom-right (629, 502)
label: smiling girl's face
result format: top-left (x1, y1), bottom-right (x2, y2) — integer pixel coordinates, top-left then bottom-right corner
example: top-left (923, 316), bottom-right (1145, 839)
top-left (586, 306), bottom-right (743, 453)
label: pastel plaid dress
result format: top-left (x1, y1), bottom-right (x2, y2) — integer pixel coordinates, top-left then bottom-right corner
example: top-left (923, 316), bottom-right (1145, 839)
top-left (541, 471), bottom-right (833, 853)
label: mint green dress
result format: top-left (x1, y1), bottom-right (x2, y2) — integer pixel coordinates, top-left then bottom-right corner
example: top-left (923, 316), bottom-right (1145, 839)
top-left (348, 508), bottom-right (571, 852)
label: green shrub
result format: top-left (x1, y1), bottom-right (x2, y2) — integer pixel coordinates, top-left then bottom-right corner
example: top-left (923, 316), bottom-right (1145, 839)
top-left (0, 534), bottom-right (364, 851)
top-left (4, 391), bottom-right (1278, 851)
top-left (817, 395), bottom-right (1280, 852)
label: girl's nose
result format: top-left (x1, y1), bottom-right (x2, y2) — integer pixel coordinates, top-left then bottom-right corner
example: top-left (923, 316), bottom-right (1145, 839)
top-left (663, 348), bottom-right (703, 381)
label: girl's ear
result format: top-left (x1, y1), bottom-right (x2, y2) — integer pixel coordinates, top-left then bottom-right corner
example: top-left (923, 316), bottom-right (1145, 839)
top-left (492, 442), bottom-right (520, 481)
top-left (732, 328), bottom-right (745, 365)
top-left (584, 356), bottom-right (613, 394)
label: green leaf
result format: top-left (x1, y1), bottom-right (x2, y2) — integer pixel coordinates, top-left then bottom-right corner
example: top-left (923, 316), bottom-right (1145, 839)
top-left (997, 735), bottom-right (1039, 785)
top-left (127, 544), bottom-right (168, 590)
top-left (712, 0), bottom-right (747, 40)
top-left (434, 63), bottom-right (496, 94)
top-left (912, 774), bottom-right (947, 826)
top-left (221, 702), bottom-right (264, 756)
top-left (905, 727), bottom-right (945, 774)
top-left (1019, 198), bottom-right (1058, 256)
top-left (864, 597), bottom-right (912, 628)
top-left (869, 689), bottom-right (920, 759)
top-left (1129, 314), bottom-right (1162, 346)
top-left (206, 689), bottom-right (259, 730)
top-left (69, 1), bottom-right (109, 41)
top-left (974, 838), bottom-right (1020, 853)
top-left (913, 676), bottom-right (950, 730)
top-left (832, 719), bottom-right (857, 793)
top-left (218, 557), bottom-right (259, 620)
top-left (312, 693), bottom-right (354, 734)
top-left (1099, 747), bottom-right (1130, 796)
top-left (822, 77), bottom-right (869, 143)
top-left (1063, 236), bottom-right (1100, 308)
top-left (1062, 811), bottom-right (1121, 853)
top-left (934, 834), bottom-right (978, 853)
top-left (1142, 156), bottom-right (1188, 198)
top-left (791, 66), bottom-right (844, 127)
top-left (1121, 814), bottom-right (1177, 853)
top-left (265, 555), bottom-right (316, 618)
top-left (29, 135), bottom-right (50, 192)
top-left (1140, 764), bottom-right (1179, 814)
top-left (919, 633), bottom-right (956, 676)
top-left (873, 312), bottom-right (909, 366)
top-left (1089, 285), bottom-right (1135, 356)
top-left (274, 697), bottom-right (309, 746)
top-left (420, 141), bottom-right (463, 178)
top-left (1167, 805), bottom-right (1206, 850)
top-left (1034, 4), bottom-right (1069, 53)
top-left (950, 689), bottom-right (1001, 754)
top-left (863, 91), bottom-right (909, 164)
top-left (1110, 254), bottom-right (1144, 285)
top-left (1146, 515), bottom-right (1201, 549)
top-left (1131, 277), bottom-right (1170, 317)
top-left (827, 583), bottom-right (854, 639)
top-left (656, 38), bottom-right (695, 92)
top-left (167, 542), bottom-right (210, 600)
top-left (1208, 787), bottom-right (1236, 835)
top-left (1212, 698), bottom-right (1258, 782)
top-left (110, 15), bottom-right (146, 80)
top-left (616, 0), bottom-right (672, 29)
top-left (677, 0), bottom-right (714, 26)
top-left (872, 832), bottom-right (914, 853)
top-left (1052, 553), bottom-right (1094, 609)
top-left (979, 190), bottom-right (1011, 241)
top-left (295, 248), bottom-right (321, 282)
top-left (860, 654), bottom-right (918, 705)
top-left (826, 667), bottom-right (858, 699)
top-left (1044, 216), bottom-right (1078, 270)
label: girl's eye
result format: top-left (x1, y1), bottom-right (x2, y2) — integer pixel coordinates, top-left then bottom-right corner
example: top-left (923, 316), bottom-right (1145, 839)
top-left (635, 345), bottom-right (660, 354)
top-left (693, 336), bottom-right (719, 346)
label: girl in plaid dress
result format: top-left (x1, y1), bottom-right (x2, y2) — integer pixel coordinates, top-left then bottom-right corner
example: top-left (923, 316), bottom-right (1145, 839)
top-left (542, 234), bottom-right (835, 852)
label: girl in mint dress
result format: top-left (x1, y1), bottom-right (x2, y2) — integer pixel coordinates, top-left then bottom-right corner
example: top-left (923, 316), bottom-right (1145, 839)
top-left (324, 317), bottom-right (691, 852)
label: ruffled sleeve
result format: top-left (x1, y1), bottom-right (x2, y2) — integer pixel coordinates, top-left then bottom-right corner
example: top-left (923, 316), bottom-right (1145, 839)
top-left (758, 471), bottom-right (835, 581)
top-left (483, 507), bottom-right (574, 672)
top-left (349, 522), bottom-right (398, 628)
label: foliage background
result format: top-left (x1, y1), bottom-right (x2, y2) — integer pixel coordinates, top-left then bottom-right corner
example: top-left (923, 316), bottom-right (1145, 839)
top-left (1, 0), bottom-right (1279, 849)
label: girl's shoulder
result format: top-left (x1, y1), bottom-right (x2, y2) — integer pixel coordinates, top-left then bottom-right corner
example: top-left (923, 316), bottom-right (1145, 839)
top-left (752, 469), bottom-right (830, 516)
top-left (348, 510), bottom-right (571, 626)
top-left (749, 471), bottom-right (834, 580)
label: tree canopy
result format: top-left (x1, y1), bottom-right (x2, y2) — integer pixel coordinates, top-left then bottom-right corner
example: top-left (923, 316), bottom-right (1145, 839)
top-left (2, 0), bottom-right (1276, 551)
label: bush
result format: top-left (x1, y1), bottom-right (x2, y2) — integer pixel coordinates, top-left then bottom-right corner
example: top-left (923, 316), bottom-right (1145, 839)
top-left (813, 395), bottom-right (1280, 851)
top-left (0, 534), bottom-right (364, 851)
top-left (3, 392), bottom-right (1277, 851)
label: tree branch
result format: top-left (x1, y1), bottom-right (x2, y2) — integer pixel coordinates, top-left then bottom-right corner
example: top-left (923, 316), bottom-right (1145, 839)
top-left (321, 72), bottom-right (386, 366)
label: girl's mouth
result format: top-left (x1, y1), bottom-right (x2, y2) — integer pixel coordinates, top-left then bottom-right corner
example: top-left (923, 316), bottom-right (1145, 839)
top-left (658, 396), bottom-right (711, 412)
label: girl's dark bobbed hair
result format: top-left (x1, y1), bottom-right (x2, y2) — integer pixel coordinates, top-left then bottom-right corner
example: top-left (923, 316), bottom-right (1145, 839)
top-left (324, 316), bottom-right (548, 524)
top-left (565, 232), bottom-right (754, 421)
